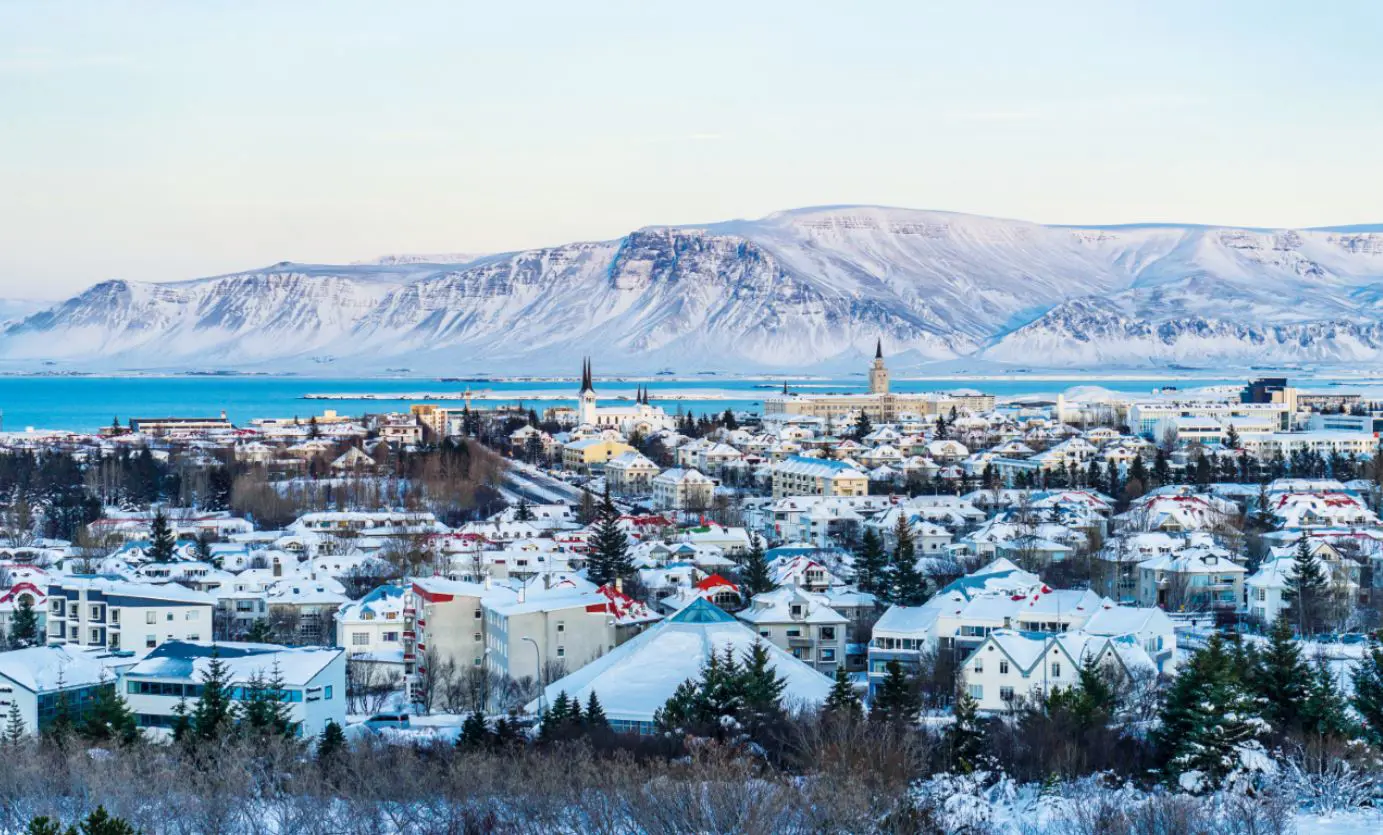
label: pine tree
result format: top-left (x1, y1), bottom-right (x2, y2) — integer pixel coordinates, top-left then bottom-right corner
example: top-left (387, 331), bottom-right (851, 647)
top-left (1253, 615), bottom-right (1310, 735)
top-left (741, 641), bottom-right (786, 730)
top-left (245, 619), bottom-right (274, 644)
top-left (1225, 424), bottom-right (1241, 450)
top-left (540, 691), bottom-right (578, 742)
top-left (853, 528), bottom-right (889, 598)
top-left (947, 686), bottom-right (986, 774)
top-left (317, 719), bottom-right (347, 768)
top-left (887, 515), bottom-right (927, 606)
top-left (1351, 634), bottom-right (1383, 744)
top-left (586, 489), bottom-right (632, 586)
top-left (239, 662), bottom-right (296, 739)
top-left (513, 498), bottom-right (534, 522)
top-left (852, 410), bottom-right (872, 442)
top-left (9, 595), bottom-right (39, 649)
top-left (1154, 633), bottom-right (1265, 788)
top-left (738, 534), bottom-right (776, 598)
top-left (191, 650), bottom-right (236, 742)
top-left (5, 699), bottom-right (26, 744)
top-left (584, 691), bottom-right (609, 729)
top-left (148, 509), bottom-right (176, 563)
top-left (823, 666), bottom-right (863, 722)
top-left (171, 696), bottom-right (191, 743)
top-left (870, 660), bottom-right (919, 724)
top-left (493, 714), bottom-right (520, 747)
top-left (81, 678), bottom-right (138, 745)
top-left (1284, 537), bottom-right (1331, 636)
top-left (1300, 658), bottom-right (1352, 741)
top-left (458, 711), bottom-right (489, 747)
top-left (44, 687), bottom-right (74, 746)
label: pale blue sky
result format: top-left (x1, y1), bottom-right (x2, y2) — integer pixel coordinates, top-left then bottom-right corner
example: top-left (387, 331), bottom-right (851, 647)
top-left (2, 1), bottom-right (1381, 295)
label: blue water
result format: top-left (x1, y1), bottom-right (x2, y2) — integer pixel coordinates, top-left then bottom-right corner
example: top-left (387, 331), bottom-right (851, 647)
top-left (0, 374), bottom-right (1280, 433)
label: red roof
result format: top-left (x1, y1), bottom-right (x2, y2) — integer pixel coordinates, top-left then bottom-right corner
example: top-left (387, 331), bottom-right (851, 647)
top-left (695, 573), bottom-right (739, 592)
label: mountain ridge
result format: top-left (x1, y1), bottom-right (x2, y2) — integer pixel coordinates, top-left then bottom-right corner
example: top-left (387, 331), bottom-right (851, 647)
top-left (6, 206), bottom-right (1383, 372)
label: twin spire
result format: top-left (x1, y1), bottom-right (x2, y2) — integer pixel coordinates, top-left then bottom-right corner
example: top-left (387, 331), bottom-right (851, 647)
top-left (580, 357), bottom-right (595, 395)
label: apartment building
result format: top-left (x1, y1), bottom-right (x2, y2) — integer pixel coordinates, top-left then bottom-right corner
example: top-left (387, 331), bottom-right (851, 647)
top-left (46, 577), bottom-right (215, 658)
top-left (770, 456), bottom-right (868, 499)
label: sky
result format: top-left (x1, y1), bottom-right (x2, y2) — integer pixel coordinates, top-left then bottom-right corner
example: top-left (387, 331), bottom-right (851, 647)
top-left (1, 0), bottom-right (1381, 297)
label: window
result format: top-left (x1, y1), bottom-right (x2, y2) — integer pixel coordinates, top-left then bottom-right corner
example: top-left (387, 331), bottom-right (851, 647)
top-left (973, 659), bottom-right (983, 674)
top-left (790, 605), bottom-right (803, 618)
top-left (472, 633), bottom-right (481, 642)
top-left (819, 626), bottom-right (836, 641)
top-left (999, 661), bottom-right (1009, 675)
top-left (1000, 686), bottom-right (1015, 702)
top-left (111, 610), bottom-right (120, 625)
top-left (556, 622), bottom-right (565, 633)
top-left (352, 633), bottom-right (369, 646)
top-left (186, 611), bottom-right (197, 620)
top-left (90, 605), bottom-right (104, 620)
top-left (474, 608), bottom-right (482, 619)
top-left (1052, 663), bottom-right (1061, 678)
top-left (166, 613), bottom-right (174, 622)
top-left (383, 631), bottom-right (399, 642)
top-left (90, 629), bottom-right (100, 643)
top-left (187, 634), bottom-right (199, 641)
top-left (556, 647), bottom-right (565, 658)
top-left (760, 630), bottom-right (770, 638)
top-left (967, 684), bottom-right (983, 700)
top-left (324, 685), bottom-right (333, 700)
top-left (146, 635), bottom-right (157, 649)
top-left (819, 648), bottom-right (836, 662)
top-left (109, 633), bottom-right (120, 650)
top-left (786, 628), bottom-right (801, 637)
top-left (146, 612), bottom-right (156, 625)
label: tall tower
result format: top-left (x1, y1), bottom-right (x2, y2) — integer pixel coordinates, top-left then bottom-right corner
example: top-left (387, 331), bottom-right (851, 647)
top-left (578, 358), bottom-right (598, 426)
top-left (868, 338), bottom-right (890, 395)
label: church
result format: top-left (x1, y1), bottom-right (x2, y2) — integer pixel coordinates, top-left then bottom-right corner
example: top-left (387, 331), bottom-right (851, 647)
top-left (761, 340), bottom-right (995, 422)
top-left (574, 359), bottom-right (678, 435)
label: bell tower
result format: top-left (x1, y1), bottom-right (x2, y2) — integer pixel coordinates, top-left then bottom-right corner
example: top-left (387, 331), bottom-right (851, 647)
top-left (868, 338), bottom-right (890, 395)
top-left (578, 358), bottom-right (598, 425)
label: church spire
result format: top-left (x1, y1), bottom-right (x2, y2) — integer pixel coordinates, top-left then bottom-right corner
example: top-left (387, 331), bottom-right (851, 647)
top-left (875, 338), bottom-right (883, 360)
top-left (580, 358), bottom-right (594, 394)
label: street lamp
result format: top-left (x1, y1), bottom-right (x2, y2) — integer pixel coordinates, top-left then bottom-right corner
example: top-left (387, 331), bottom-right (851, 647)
top-left (521, 636), bottom-right (544, 716)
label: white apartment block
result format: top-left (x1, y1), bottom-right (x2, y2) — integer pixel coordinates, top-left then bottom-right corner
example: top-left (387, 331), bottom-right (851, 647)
top-left (47, 578), bottom-right (215, 658)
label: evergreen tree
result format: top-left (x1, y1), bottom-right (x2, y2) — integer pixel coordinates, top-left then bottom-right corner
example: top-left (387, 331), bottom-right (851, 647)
top-left (1351, 634), bottom-right (1383, 744)
top-left (947, 685), bottom-right (986, 774)
top-left (852, 411), bottom-right (872, 442)
top-left (887, 515), bottom-right (927, 606)
top-left (190, 650), bottom-right (236, 742)
top-left (741, 641), bottom-right (787, 730)
top-left (5, 699), bottom-right (26, 744)
top-left (458, 711), bottom-right (489, 747)
top-left (317, 720), bottom-right (347, 768)
top-left (170, 696), bottom-right (191, 743)
top-left (1253, 615), bottom-right (1310, 735)
top-left (738, 534), bottom-right (776, 598)
top-left (245, 619), bottom-right (274, 644)
top-left (586, 489), bottom-right (632, 586)
top-left (822, 666), bottom-right (863, 722)
top-left (853, 528), bottom-right (889, 598)
top-left (44, 688), bottom-right (74, 746)
top-left (238, 662), bottom-right (295, 739)
top-left (870, 660), bottom-right (919, 724)
top-left (1300, 658), bottom-right (1353, 741)
top-left (1284, 537), bottom-right (1331, 636)
top-left (513, 497), bottom-right (534, 522)
top-left (148, 509), bottom-right (176, 563)
top-left (1154, 633), bottom-right (1265, 788)
top-left (1225, 424), bottom-right (1241, 450)
top-left (584, 691), bottom-right (609, 729)
top-left (493, 714), bottom-right (520, 747)
top-left (9, 595), bottom-right (39, 649)
top-left (1152, 449), bottom-right (1170, 487)
top-left (540, 691), bottom-right (582, 741)
top-left (81, 678), bottom-right (138, 745)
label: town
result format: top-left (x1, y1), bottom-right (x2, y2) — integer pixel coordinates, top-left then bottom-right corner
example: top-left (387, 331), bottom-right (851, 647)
top-left (0, 352), bottom-right (1381, 830)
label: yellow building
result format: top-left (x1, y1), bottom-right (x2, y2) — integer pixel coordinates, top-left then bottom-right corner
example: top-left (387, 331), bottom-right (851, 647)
top-left (561, 438), bottom-right (637, 470)
top-left (762, 343), bottom-right (994, 421)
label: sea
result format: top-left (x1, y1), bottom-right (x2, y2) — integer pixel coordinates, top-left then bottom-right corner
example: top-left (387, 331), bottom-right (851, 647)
top-left (0, 372), bottom-right (1347, 434)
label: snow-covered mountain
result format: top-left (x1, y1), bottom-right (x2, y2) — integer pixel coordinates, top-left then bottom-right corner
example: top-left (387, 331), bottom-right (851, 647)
top-left (5, 207), bottom-right (1383, 371)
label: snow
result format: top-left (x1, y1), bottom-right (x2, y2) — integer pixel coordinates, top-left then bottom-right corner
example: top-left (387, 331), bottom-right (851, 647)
top-left (12, 206), bottom-right (1383, 372)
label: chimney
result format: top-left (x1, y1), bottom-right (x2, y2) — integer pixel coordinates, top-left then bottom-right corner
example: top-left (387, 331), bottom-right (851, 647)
top-left (615, 577), bottom-right (624, 593)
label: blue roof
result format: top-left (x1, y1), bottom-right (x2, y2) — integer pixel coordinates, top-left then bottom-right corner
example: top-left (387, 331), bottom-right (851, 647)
top-left (667, 598), bottom-right (737, 624)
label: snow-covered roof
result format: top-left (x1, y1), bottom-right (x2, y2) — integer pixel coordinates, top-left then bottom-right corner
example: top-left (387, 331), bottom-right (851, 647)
top-left (0, 645), bottom-right (117, 692)
top-left (531, 598), bottom-right (831, 723)
top-left (125, 641), bottom-right (341, 687)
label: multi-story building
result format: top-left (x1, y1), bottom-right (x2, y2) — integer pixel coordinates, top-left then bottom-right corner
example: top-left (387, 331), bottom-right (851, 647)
top-left (1136, 549), bottom-right (1245, 611)
top-left (770, 456), bottom-right (868, 499)
top-left (46, 577), bottom-right (215, 658)
top-left (605, 452), bottom-right (661, 494)
top-left (561, 438), bottom-right (637, 471)
top-left (762, 346), bottom-right (995, 421)
top-left (958, 630), bottom-right (1155, 712)
top-left (1127, 400), bottom-right (1292, 441)
top-left (651, 468), bottom-right (715, 511)
top-left (123, 641), bottom-right (346, 737)
top-left (737, 587), bottom-right (848, 673)
top-left (334, 583), bottom-right (407, 656)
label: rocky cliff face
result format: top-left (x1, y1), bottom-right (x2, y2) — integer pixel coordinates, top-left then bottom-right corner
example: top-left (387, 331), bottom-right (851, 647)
top-left (6, 207), bottom-right (1383, 371)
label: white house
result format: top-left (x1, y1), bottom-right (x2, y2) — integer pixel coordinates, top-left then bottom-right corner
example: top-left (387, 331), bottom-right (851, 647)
top-left (46, 578), bottom-right (216, 658)
top-left (334, 583), bottom-right (407, 656)
top-left (737, 586), bottom-right (848, 673)
top-left (123, 641), bottom-right (346, 738)
top-left (0, 645), bottom-right (123, 736)
top-left (959, 629), bottom-right (1155, 712)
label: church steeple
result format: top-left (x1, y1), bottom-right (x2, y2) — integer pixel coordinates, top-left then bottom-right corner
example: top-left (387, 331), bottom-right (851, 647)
top-left (875, 338), bottom-right (883, 360)
top-left (579, 358), bottom-right (594, 395)
top-left (868, 339), bottom-right (890, 395)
